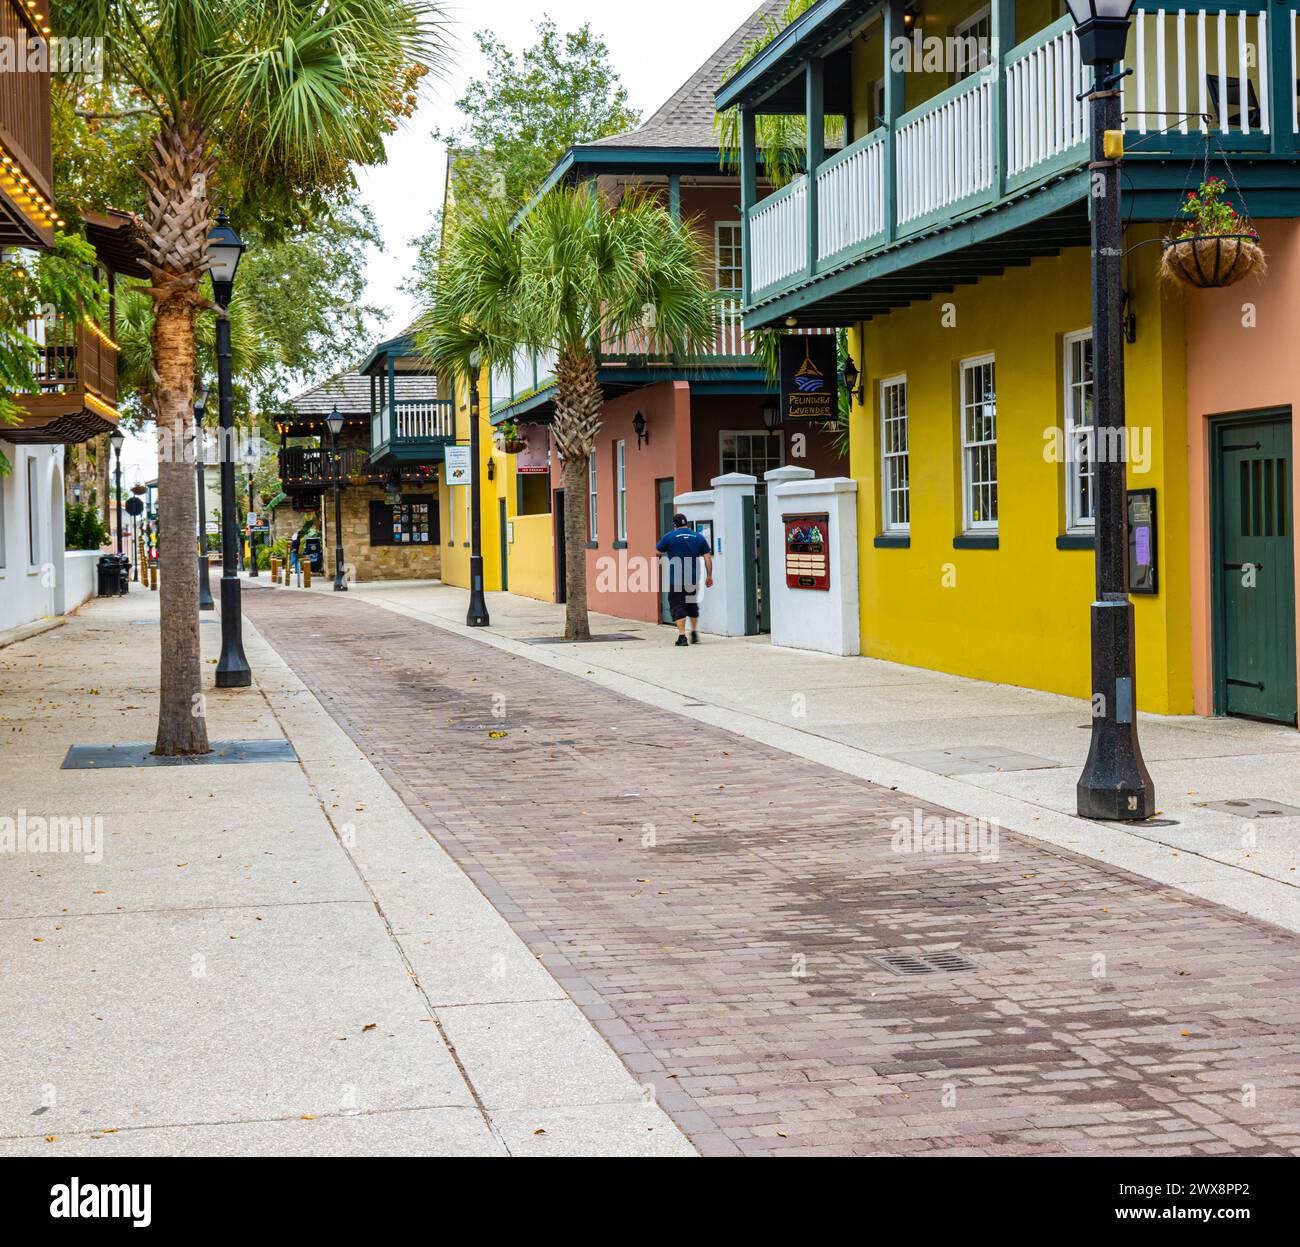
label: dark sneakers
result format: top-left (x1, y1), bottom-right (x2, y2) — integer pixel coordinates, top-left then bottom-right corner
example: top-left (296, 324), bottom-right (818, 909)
top-left (690, 632), bottom-right (700, 644)
top-left (675, 635), bottom-right (689, 647)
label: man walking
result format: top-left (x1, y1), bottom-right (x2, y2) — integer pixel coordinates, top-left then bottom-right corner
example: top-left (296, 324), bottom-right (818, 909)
top-left (656, 514), bottom-right (713, 647)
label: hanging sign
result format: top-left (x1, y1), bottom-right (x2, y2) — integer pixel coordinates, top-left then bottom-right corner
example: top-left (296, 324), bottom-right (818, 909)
top-left (444, 446), bottom-right (473, 486)
top-left (516, 423), bottom-right (550, 475)
top-left (784, 512), bottom-right (831, 590)
top-left (779, 334), bottom-right (838, 422)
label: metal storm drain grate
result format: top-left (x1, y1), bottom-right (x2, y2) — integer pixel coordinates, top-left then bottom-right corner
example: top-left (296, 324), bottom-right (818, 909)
top-left (872, 951), bottom-right (980, 977)
top-left (1195, 798), bottom-right (1300, 819)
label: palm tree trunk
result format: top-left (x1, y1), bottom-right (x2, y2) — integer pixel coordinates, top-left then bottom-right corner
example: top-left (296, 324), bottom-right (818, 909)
top-left (550, 348), bottom-right (603, 642)
top-left (562, 452), bottom-right (590, 640)
top-left (152, 297), bottom-right (209, 756)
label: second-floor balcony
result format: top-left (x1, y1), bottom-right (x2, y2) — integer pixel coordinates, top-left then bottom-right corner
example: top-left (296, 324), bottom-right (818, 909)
top-left (489, 293), bottom-right (762, 418)
top-left (722, 3), bottom-right (1299, 324)
top-left (370, 396), bottom-right (455, 466)
top-left (280, 446), bottom-right (376, 490)
top-left (0, 0), bottom-right (55, 248)
top-left (4, 312), bottom-right (121, 444)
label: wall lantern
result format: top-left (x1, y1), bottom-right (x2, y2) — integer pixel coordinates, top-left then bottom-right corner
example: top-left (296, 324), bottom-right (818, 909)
top-left (632, 410), bottom-right (649, 448)
top-left (903, 4), bottom-right (920, 35)
top-left (761, 399), bottom-right (781, 433)
top-left (486, 457), bottom-right (496, 481)
top-left (1064, 0), bottom-right (1137, 65)
top-left (841, 355), bottom-right (865, 405)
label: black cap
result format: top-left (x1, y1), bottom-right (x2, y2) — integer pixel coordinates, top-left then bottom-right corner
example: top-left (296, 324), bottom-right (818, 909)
top-left (673, 513), bottom-right (690, 528)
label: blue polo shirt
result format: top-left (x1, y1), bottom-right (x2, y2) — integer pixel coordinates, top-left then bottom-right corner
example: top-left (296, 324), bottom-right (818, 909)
top-left (656, 527), bottom-right (711, 593)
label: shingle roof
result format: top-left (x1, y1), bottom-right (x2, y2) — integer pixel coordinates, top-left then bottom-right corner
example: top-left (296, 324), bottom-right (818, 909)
top-left (587, 0), bottom-right (790, 151)
top-left (287, 368), bottom-right (439, 417)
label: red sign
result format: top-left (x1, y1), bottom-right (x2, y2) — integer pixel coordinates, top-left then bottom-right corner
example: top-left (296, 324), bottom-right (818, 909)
top-left (784, 513), bottom-right (830, 591)
top-left (516, 423), bottom-right (550, 474)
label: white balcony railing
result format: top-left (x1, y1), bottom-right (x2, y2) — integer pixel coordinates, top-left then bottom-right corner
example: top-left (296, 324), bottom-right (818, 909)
top-left (1007, 23), bottom-right (1088, 179)
top-left (375, 399), bottom-right (453, 444)
top-left (745, 7), bottom-right (1290, 300)
top-left (896, 71), bottom-right (995, 229)
top-left (817, 129), bottom-right (886, 261)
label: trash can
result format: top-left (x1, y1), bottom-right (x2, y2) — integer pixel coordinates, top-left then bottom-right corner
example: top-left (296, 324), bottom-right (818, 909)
top-left (96, 555), bottom-right (119, 597)
top-left (301, 536), bottom-right (324, 573)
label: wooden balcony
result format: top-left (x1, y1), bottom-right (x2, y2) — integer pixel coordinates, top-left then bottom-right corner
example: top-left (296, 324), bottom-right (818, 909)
top-left (4, 313), bottom-right (121, 444)
top-left (369, 397), bottom-right (456, 466)
top-left (722, 3), bottom-right (1300, 326)
top-left (0, 0), bottom-right (55, 248)
top-left (280, 446), bottom-right (375, 490)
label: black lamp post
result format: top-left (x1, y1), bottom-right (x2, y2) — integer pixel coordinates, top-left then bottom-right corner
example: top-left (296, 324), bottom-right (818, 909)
top-left (1066, 0), bottom-right (1154, 821)
top-left (209, 211), bottom-right (252, 688)
top-left (109, 427), bottom-right (125, 554)
top-left (466, 348), bottom-right (490, 627)
top-left (326, 406), bottom-right (348, 592)
top-left (245, 440), bottom-right (259, 578)
top-left (194, 383), bottom-right (214, 610)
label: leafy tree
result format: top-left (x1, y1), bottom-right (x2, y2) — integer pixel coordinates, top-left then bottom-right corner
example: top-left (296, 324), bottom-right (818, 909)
top-left (53, 0), bottom-right (449, 757)
top-left (405, 18), bottom-right (639, 297)
top-left (420, 186), bottom-right (715, 640)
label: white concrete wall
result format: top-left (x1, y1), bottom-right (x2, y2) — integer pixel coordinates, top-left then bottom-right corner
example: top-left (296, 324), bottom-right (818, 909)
top-left (673, 472), bottom-right (755, 637)
top-left (765, 468), bottom-right (860, 656)
top-left (64, 550), bottom-right (100, 613)
top-left (0, 442), bottom-right (66, 633)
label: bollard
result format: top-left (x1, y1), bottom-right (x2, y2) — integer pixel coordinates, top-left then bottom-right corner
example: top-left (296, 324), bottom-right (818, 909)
top-left (270, 557), bottom-right (280, 582)
top-left (149, 564), bottom-right (158, 591)
top-left (303, 561), bottom-right (312, 588)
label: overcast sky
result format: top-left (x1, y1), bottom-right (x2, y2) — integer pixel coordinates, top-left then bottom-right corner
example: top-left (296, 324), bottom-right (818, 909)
top-left (354, 0), bottom-right (759, 332)
top-left (120, 0), bottom-right (759, 485)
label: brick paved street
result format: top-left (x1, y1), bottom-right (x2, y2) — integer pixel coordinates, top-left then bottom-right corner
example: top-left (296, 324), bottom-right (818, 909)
top-left (246, 590), bottom-right (1300, 1157)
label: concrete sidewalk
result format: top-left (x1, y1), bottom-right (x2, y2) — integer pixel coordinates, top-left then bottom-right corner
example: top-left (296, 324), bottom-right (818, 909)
top-left (301, 577), bottom-right (1300, 935)
top-left (0, 591), bottom-right (693, 1157)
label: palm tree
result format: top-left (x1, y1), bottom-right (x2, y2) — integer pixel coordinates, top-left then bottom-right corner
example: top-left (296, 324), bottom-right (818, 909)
top-left (55, 0), bottom-right (447, 754)
top-left (421, 185), bottom-right (716, 641)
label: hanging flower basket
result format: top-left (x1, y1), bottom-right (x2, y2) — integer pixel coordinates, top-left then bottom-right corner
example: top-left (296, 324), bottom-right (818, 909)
top-left (1161, 234), bottom-right (1265, 288)
top-left (1161, 176), bottom-right (1265, 289)
top-left (495, 435), bottom-right (528, 454)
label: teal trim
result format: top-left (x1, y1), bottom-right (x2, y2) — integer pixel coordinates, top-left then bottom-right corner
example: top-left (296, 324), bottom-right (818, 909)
top-left (806, 58), bottom-right (824, 282)
top-left (873, 533), bottom-right (910, 548)
top-left (954, 534), bottom-right (999, 550)
top-left (668, 173), bottom-right (681, 224)
top-left (1056, 533), bottom-right (1094, 550)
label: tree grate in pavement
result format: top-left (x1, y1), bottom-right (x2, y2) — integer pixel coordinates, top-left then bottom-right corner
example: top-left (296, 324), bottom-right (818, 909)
top-left (61, 740), bottom-right (298, 769)
top-left (871, 951), bottom-right (981, 976)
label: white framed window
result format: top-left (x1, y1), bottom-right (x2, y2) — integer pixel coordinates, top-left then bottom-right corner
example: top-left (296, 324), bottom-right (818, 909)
top-left (714, 222), bottom-right (743, 292)
top-left (1063, 329), bottom-right (1095, 533)
top-left (720, 430), bottom-right (783, 479)
top-left (587, 452), bottom-right (598, 541)
top-left (879, 375), bottom-right (909, 533)
top-left (614, 440), bottom-right (627, 541)
top-left (26, 455), bottom-right (40, 566)
top-left (953, 6), bottom-right (993, 82)
top-left (960, 355), bottom-right (998, 532)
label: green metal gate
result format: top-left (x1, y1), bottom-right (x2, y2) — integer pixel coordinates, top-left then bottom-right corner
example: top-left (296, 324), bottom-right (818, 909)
top-left (1212, 412), bottom-right (1297, 725)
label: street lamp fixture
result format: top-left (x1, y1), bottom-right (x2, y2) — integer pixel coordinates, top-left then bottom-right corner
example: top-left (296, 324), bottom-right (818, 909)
top-left (761, 398), bottom-right (781, 433)
top-left (326, 406), bottom-right (348, 592)
top-left (1067, 0), bottom-right (1153, 821)
top-left (194, 383), bottom-right (214, 610)
top-left (466, 348), bottom-right (490, 628)
top-left (1064, 1), bottom-right (1137, 66)
top-left (632, 410), bottom-right (649, 448)
top-left (109, 428), bottom-right (125, 556)
top-left (209, 211), bottom-right (252, 688)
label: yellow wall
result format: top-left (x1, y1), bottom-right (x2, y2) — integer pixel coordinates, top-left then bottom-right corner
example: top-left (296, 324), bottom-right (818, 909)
top-left (850, 232), bottom-right (1192, 714)
top-left (439, 365), bottom-right (557, 602)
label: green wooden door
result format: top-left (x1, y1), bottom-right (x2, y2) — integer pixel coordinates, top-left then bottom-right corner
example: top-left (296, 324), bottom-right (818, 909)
top-left (1213, 414), bottom-right (1297, 725)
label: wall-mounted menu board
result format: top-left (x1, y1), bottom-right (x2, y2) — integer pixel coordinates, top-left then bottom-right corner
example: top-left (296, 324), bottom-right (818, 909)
top-left (369, 494), bottom-right (438, 548)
